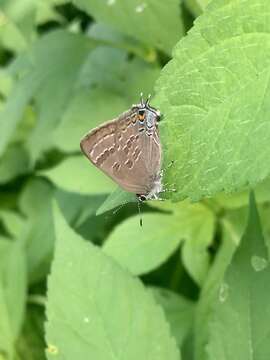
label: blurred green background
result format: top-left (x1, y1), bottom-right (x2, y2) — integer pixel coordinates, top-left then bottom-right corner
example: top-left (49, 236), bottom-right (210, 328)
top-left (1, 1), bottom-right (270, 359)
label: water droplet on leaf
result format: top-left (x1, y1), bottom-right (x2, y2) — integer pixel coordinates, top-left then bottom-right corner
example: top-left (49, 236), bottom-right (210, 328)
top-left (251, 255), bottom-right (268, 272)
top-left (47, 344), bottom-right (59, 355)
top-left (219, 283), bottom-right (229, 303)
top-left (135, 3), bottom-right (147, 13)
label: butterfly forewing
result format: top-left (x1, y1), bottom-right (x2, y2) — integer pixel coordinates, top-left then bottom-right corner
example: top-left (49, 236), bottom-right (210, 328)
top-left (80, 102), bottom-right (161, 195)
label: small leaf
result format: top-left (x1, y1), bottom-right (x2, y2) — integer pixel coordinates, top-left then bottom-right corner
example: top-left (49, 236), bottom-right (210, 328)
top-left (46, 204), bottom-right (180, 360)
top-left (96, 187), bottom-right (137, 216)
top-left (207, 193), bottom-right (270, 360)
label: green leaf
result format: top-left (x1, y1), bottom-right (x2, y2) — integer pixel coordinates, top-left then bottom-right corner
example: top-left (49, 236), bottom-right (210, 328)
top-left (19, 178), bottom-right (55, 284)
top-left (0, 280), bottom-right (13, 359)
top-left (0, 68), bottom-right (42, 158)
top-left (194, 225), bottom-right (237, 360)
top-left (103, 212), bottom-right (183, 275)
top-left (207, 193), bottom-right (270, 359)
top-left (0, 144), bottom-right (30, 184)
top-left (183, 0), bottom-right (203, 17)
top-left (151, 287), bottom-right (194, 347)
top-left (40, 156), bottom-right (115, 195)
top-left (46, 204), bottom-right (180, 360)
top-left (72, 0), bottom-right (184, 54)
top-left (0, 209), bottom-right (25, 239)
top-left (15, 305), bottom-right (46, 360)
top-left (0, 239), bottom-right (27, 358)
top-left (55, 188), bottom-right (106, 227)
top-left (103, 201), bottom-right (214, 282)
top-left (88, 22), bottom-right (156, 61)
top-left (0, 30), bottom-right (95, 161)
top-left (155, 0), bottom-right (270, 201)
top-left (96, 188), bottom-right (137, 215)
top-left (215, 177), bottom-right (270, 209)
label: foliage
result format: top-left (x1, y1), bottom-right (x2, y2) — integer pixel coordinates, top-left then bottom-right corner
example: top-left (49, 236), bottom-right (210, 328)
top-left (1, 0), bottom-right (270, 359)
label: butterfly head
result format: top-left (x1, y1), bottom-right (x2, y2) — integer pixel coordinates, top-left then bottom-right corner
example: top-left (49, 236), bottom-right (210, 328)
top-left (132, 93), bottom-right (162, 126)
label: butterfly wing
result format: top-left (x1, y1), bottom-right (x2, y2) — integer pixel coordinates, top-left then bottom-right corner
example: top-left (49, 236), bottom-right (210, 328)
top-left (80, 107), bottom-right (161, 195)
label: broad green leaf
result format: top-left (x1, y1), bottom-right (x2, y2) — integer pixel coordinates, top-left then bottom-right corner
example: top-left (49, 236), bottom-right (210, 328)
top-left (207, 193), bottom-right (270, 359)
top-left (72, 0), bottom-right (184, 54)
top-left (0, 239), bottom-right (27, 358)
top-left (46, 204), bottom-right (180, 360)
top-left (40, 156), bottom-right (115, 195)
top-left (0, 145), bottom-right (30, 184)
top-left (151, 287), bottom-right (194, 347)
top-left (19, 178), bottom-right (55, 284)
top-left (154, 0), bottom-right (270, 201)
top-left (103, 201), bottom-right (215, 282)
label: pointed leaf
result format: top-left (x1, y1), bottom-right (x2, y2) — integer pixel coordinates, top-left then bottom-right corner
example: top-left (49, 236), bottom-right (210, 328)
top-left (46, 205), bottom-right (180, 360)
top-left (207, 193), bottom-right (270, 359)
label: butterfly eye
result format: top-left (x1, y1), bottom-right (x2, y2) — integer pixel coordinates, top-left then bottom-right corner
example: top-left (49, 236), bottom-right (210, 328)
top-left (138, 109), bottom-right (145, 122)
top-left (138, 109), bottom-right (145, 116)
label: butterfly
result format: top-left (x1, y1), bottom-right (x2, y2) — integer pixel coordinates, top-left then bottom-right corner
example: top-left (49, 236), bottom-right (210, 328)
top-left (80, 94), bottom-right (163, 202)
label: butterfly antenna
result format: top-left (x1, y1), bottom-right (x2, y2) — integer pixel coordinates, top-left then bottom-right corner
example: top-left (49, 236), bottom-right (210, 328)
top-left (137, 200), bottom-right (143, 227)
top-left (146, 94), bottom-right (151, 106)
top-left (140, 92), bottom-right (144, 106)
